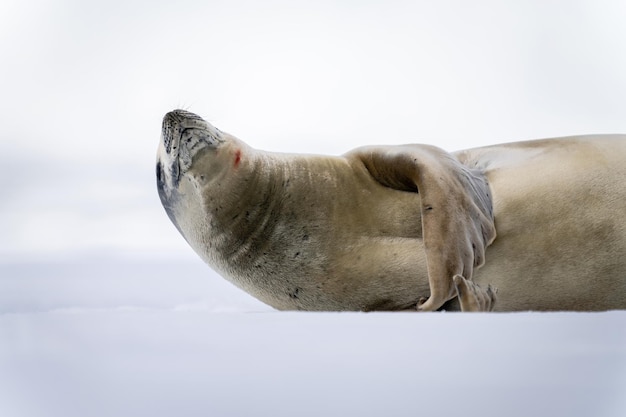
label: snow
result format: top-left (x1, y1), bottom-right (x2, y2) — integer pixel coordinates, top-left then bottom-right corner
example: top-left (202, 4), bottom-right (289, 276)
top-left (1, 260), bottom-right (625, 417)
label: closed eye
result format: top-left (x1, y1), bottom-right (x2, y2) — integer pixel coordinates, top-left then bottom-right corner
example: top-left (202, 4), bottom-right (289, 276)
top-left (181, 128), bottom-right (194, 142)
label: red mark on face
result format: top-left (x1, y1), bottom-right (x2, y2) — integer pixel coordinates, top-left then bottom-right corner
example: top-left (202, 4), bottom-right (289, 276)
top-left (234, 149), bottom-right (241, 168)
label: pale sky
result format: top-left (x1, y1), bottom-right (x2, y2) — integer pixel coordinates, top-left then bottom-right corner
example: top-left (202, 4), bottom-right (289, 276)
top-left (2, 0), bottom-right (626, 261)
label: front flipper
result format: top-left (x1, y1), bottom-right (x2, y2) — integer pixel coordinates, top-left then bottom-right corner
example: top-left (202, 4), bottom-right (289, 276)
top-left (453, 275), bottom-right (497, 312)
top-left (352, 145), bottom-right (496, 311)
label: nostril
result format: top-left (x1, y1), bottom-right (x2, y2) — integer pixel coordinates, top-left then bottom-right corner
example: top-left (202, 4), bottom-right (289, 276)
top-left (156, 162), bottom-right (163, 182)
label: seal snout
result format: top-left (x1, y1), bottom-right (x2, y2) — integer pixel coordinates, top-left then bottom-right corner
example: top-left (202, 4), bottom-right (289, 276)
top-left (164, 109), bottom-right (206, 124)
top-left (161, 110), bottom-right (208, 155)
top-left (159, 109), bottom-right (226, 178)
top-left (162, 110), bottom-right (206, 152)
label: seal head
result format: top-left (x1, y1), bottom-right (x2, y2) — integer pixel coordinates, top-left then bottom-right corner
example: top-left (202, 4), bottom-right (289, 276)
top-left (156, 109), bottom-right (224, 232)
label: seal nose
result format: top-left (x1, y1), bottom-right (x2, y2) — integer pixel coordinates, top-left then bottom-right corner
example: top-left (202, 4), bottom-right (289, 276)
top-left (162, 110), bottom-right (207, 154)
top-left (161, 110), bottom-right (201, 154)
top-left (163, 109), bottom-right (205, 124)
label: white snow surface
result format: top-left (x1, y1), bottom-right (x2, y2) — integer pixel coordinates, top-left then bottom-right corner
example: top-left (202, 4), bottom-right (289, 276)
top-left (1, 260), bottom-right (625, 417)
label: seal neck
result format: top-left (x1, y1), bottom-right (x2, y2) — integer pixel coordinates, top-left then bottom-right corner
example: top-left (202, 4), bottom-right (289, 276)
top-left (200, 149), bottom-right (288, 267)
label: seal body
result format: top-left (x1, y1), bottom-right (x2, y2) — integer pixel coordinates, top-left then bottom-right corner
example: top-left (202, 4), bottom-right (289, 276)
top-left (457, 139), bottom-right (626, 310)
top-left (157, 110), bottom-right (626, 311)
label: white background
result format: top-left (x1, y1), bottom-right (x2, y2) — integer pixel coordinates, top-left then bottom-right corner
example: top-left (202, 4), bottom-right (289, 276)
top-left (1, 1), bottom-right (625, 416)
top-left (2, 0), bottom-right (626, 259)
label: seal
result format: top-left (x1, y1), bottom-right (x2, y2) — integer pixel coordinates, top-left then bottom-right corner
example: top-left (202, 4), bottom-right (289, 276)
top-left (157, 109), bottom-right (626, 312)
